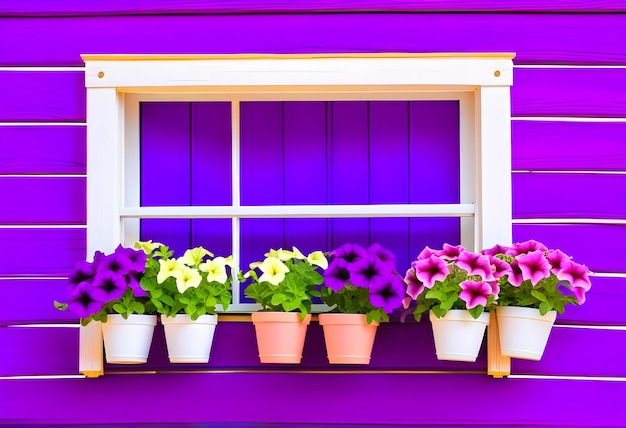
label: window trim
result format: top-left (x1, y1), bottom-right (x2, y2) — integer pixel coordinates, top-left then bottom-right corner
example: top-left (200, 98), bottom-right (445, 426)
top-left (80, 53), bottom-right (514, 376)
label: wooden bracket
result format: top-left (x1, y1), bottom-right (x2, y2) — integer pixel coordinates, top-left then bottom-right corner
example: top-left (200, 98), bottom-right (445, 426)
top-left (79, 322), bottom-right (104, 378)
top-left (487, 311), bottom-right (510, 378)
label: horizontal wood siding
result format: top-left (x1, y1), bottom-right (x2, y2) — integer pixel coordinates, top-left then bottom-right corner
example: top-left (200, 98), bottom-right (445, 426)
top-left (1, 372), bottom-right (626, 425)
top-left (512, 121), bottom-right (626, 172)
top-left (512, 173), bottom-right (626, 219)
top-left (512, 224), bottom-right (626, 273)
top-left (0, 71), bottom-right (85, 122)
top-left (0, 229), bottom-right (85, 276)
top-left (2, 4), bottom-right (625, 427)
top-left (0, 126), bottom-right (86, 174)
top-left (0, 177), bottom-right (85, 224)
top-left (1, 14), bottom-right (625, 66)
top-left (2, 0), bottom-right (626, 15)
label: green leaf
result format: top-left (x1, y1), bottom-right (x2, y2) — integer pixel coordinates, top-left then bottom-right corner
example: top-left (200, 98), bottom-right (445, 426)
top-left (271, 294), bottom-right (286, 306)
top-left (53, 301), bottom-right (68, 311)
top-left (539, 301), bottom-right (553, 315)
top-left (530, 290), bottom-right (547, 302)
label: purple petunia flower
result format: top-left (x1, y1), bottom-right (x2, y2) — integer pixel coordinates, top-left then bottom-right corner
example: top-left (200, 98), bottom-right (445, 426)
top-left (324, 258), bottom-right (352, 292)
top-left (91, 271), bottom-right (127, 302)
top-left (127, 270), bottom-right (147, 298)
top-left (505, 259), bottom-right (525, 287)
top-left (348, 255), bottom-right (387, 289)
top-left (559, 261), bottom-right (592, 292)
top-left (481, 244), bottom-right (511, 258)
top-left (546, 250), bottom-right (571, 276)
top-left (507, 240), bottom-right (548, 257)
top-left (68, 282), bottom-right (105, 318)
top-left (489, 256), bottom-right (512, 280)
top-left (331, 243), bottom-right (369, 266)
top-left (459, 280), bottom-right (492, 309)
top-left (456, 251), bottom-right (494, 281)
top-left (404, 268), bottom-right (424, 300)
top-left (516, 250), bottom-right (551, 286)
top-left (439, 244), bottom-right (465, 261)
top-left (67, 260), bottom-right (97, 292)
top-left (368, 243), bottom-right (396, 269)
top-left (413, 255), bottom-right (448, 289)
top-left (115, 245), bottom-right (147, 273)
top-left (96, 251), bottom-right (133, 277)
top-left (417, 246), bottom-right (441, 260)
top-left (369, 275), bottom-right (405, 313)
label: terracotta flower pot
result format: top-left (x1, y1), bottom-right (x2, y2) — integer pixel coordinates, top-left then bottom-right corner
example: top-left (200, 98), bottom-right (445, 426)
top-left (429, 310), bottom-right (490, 362)
top-left (101, 314), bottom-right (157, 364)
top-left (251, 312), bottom-right (311, 364)
top-left (318, 313), bottom-right (379, 365)
top-left (161, 314), bottom-right (218, 363)
top-left (496, 306), bottom-right (557, 360)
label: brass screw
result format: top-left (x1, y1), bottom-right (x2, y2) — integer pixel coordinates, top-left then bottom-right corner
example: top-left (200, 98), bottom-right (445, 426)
top-left (494, 70), bottom-right (501, 77)
top-left (98, 71), bottom-right (105, 79)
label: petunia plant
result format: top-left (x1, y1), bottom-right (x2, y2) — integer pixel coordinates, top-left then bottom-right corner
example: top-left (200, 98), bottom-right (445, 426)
top-left (321, 243), bottom-right (406, 324)
top-left (483, 240), bottom-right (591, 315)
top-left (54, 245), bottom-right (152, 326)
top-left (405, 244), bottom-right (500, 321)
top-left (136, 241), bottom-right (233, 320)
top-left (241, 247), bottom-right (328, 319)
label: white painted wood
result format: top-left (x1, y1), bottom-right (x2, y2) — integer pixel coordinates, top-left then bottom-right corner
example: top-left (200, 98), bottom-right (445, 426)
top-left (458, 92), bottom-right (477, 251)
top-left (86, 88), bottom-right (123, 256)
top-left (84, 56), bottom-right (514, 89)
top-left (122, 93), bottom-right (140, 246)
top-left (231, 101), bottom-right (241, 304)
top-left (119, 204), bottom-right (476, 219)
top-left (474, 86), bottom-right (513, 248)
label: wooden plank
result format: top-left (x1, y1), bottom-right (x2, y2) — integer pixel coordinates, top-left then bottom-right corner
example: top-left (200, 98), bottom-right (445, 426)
top-left (239, 102), bottom-right (285, 301)
top-left (283, 101), bottom-right (328, 253)
top-left (512, 121), bottom-right (626, 172)
top-left (0, 177), bottom-right (85, 224)
top-left (512, 173), bottom-right (626, 219)
top-left (0, 126), bottom-right (86, 174)
top-left (2, 0), bottom-right (626, 15)
top-left (512, 68), bottom-right (626, 118)
top-left (0, 326), bottom-right (79, 376)
top-left (512, 224), bottom-right (626, 274)
top-left (512, 327), bottom-right (626, 377)
top-left (1, 14), bottom-right (625, 66)
top-left (139, 102), bottom-right (191, 256)
top-left (369, 101), bottom-right (410, 268)
top-left (409, 101), bottom-right (461, 255)
top-left (190, 102), bottom-right (232, 255)
top-left (0, 279), bottom-right (77, 325)
top-left (0, 71), bottom-right (84, 122)
top-left (558, 277), bottom-right (626, 325)
top-left (0, 228), bottom-right (85, 276)
top-left (2, 373), bottom-right (626, 425)
top-left (328, 101), bottom-right (369, 248)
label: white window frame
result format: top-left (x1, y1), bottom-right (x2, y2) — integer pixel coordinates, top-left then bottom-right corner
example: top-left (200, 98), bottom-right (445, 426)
top-left (79, 53), bottom-right (514, 376)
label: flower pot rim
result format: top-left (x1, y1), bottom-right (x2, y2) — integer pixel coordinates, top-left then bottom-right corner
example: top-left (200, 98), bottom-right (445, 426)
top-left (496, 306), bottom-right (557, 322)
top-left (318, 313), bottom-right (379, 326)
top-left (251, 311), bottom-right (312, 324)
top-left (161, 313), bottom-right (218, 325)
top-left (104, 314), bottom-right (157, 326)
top-left (429, 309), bottom-right (490, 323)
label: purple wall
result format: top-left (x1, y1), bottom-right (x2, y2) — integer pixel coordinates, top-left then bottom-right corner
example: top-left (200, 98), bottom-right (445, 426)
top-left (1, 1), bottom-right (625, 426)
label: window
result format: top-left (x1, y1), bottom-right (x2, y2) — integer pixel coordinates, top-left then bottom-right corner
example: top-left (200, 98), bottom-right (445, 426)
top-left (80, 53), bottom-right (514, 375)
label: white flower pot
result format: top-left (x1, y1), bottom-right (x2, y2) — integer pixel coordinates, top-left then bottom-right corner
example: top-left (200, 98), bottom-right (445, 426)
top-left (161, 314), bottom-right (218, 363)
top-left (101, 314), bottom-right (157, 364)
top-left (429, 310), bottom-right (490, 362)
top-left (496, 306), bottom-right (557, 361)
